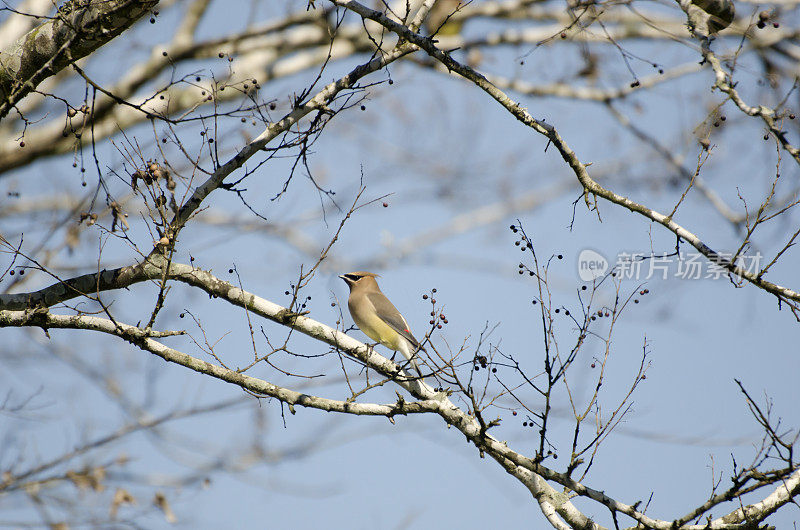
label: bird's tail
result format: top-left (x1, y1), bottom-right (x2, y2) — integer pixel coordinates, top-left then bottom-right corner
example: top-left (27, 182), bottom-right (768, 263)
top-left (398, 339), bottom-right (424, 379)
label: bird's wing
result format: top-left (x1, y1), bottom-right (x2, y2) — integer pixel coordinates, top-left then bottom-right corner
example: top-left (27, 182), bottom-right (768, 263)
top-left (366, 292), bottom-right (421, 349)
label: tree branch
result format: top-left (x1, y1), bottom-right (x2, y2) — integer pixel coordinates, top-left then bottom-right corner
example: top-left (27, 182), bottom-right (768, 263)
top-left (0, 0), bottom-right (159, 119)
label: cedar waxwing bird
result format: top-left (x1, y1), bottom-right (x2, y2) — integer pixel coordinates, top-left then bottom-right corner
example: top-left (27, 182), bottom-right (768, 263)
top-left (339, 271), bottom-right (424, 378)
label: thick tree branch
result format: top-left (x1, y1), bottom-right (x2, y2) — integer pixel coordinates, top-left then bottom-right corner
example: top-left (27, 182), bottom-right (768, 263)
top-left (0, 310), bottom-right (445, 419)
top-left (0, 0), bottom-right (159, 119)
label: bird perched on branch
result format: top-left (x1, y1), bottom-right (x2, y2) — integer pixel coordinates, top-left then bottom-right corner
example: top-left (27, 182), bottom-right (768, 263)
top-left (339, 271), bottom-right (424, 378)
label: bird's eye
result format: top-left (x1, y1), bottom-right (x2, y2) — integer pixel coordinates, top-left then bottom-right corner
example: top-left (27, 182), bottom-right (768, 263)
top-left (345, 274), bottom-right (360, 281)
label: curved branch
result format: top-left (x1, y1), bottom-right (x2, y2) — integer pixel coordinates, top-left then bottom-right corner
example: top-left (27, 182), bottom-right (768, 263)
top-left (0, 310), bottom-right (440, 418)
top-left (331, 0), bottom-right (800, 311)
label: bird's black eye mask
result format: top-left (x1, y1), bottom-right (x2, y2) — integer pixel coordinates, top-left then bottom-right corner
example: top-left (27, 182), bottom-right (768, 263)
top-left (344, 274), bottom-right (362, 282)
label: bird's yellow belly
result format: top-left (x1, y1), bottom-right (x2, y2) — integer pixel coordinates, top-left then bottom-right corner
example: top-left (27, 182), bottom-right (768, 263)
top-left (350, 304), bottom-right (402, 350)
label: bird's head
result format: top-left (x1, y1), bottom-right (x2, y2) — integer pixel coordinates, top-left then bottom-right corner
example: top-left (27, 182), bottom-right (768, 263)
top-left (339, 271), bottom-right (380, 291)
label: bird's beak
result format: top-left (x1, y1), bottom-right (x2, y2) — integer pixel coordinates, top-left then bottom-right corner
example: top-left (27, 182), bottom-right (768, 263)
top-left (338, 274), bottom-right (346, 280)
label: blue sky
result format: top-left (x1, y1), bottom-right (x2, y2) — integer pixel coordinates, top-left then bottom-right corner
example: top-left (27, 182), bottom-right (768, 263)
top-left (2, 0), bottom-right (799, 528)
